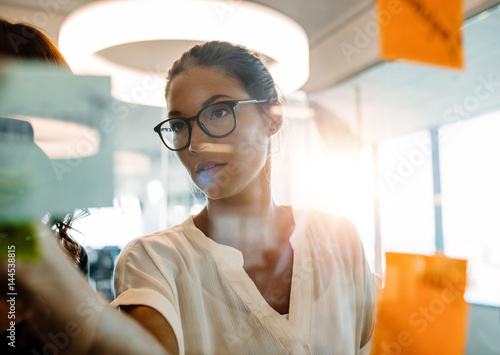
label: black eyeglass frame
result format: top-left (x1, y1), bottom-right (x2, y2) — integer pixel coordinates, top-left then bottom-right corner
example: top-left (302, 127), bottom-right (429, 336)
top-left (153, 99), bottom-right (268, 151)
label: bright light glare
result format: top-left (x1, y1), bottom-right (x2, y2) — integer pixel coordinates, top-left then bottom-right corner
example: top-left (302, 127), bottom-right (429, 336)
top-left (272, 118), bottom-right (375, 269)
top-left (147, 179), bottom-right (165, 207)
top-left (378, 130), bottom-right (436, 255)
top-left (440, 110), bottom-right (500, 306)
top-left (59, 0), bottom-right (309, 106)
top-left (73, 197), bottom-right (142, 248)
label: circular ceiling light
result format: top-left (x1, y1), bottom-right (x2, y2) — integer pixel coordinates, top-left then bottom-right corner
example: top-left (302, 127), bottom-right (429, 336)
top-left (5, 116), bottom-right (100, 159)
top-left (59, 0), bottom-right (309, 107)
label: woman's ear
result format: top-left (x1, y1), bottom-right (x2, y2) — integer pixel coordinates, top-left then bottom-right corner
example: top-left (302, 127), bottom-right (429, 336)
top-left (267, 101), bottom-right (283, 136)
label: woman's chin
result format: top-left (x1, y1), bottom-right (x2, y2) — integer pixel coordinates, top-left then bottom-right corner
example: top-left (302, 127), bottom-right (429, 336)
top-left (195, 175), bottom-right (234, 200)
top-left (200, 185), bottom-right (227, 200)
top-left (197, 181), bottom-right (238, 201)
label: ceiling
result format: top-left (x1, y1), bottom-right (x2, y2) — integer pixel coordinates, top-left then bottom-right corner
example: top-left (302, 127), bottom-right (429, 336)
top-left (0, 0), bottom-right (376, 95)
top-left (2, 0), bottom-right (498, 95)
top-left (311, 4), bottom-right (500, 143)
top-left (1, 0), bottom-right (373, 46)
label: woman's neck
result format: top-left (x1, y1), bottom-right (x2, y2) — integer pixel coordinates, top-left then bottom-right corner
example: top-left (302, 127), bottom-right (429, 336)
top-left (193, 167), bottom-right (291, 252)
top-left (207, 180), bottom-right (275, 219)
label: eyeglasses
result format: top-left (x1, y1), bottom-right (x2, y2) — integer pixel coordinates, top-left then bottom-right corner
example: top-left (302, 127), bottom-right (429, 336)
top-left (154, 99), bottom-right (267, 151)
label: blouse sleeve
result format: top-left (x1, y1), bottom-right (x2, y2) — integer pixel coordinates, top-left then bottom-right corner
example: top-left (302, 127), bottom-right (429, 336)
top-left (310, 210), bottom-right (377, 353)
top-left (335, 215), bottom-right (376, 352)
top-left (360, 273), bottom-right (381, 354)
top-left (110, 238), bottom-right (184, 354)
top-left (350, 222), bottom-right (377, 351)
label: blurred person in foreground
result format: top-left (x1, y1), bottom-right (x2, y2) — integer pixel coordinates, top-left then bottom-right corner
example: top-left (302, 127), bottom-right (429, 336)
top-left (112, 41), bottom-right (376, 354)
top-left (0, 18), bottom-right (168, 354)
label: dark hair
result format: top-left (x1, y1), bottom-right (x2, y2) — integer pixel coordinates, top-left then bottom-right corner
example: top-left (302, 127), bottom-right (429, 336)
top-left (165, 41), bottom-right (280, 112)
top-left (0, 20), bottom-right (86, 274)
top-left (0, 17), bottom-right (70, 70)
top-left (51, 210), bottom-right (89, 276)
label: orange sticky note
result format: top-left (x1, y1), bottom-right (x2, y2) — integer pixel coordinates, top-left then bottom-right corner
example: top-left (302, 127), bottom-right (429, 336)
top-left (377, 0), bottom-right (464, 69)
top-left (371, 252), bottom-right (469, 355)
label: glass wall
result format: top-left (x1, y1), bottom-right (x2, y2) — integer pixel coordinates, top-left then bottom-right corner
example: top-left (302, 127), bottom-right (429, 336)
top-left (440, 111), bottom-right (500, 305)
top-left (378, 130), bottom-right (436, 255)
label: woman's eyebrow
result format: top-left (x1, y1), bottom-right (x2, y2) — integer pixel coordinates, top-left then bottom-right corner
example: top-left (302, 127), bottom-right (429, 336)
top-left (168, 110), bottom-right (182, 117)
top-left (201, 94), bottom-right (234, 107)
top-left (168, 94), bottom-right (236, 117)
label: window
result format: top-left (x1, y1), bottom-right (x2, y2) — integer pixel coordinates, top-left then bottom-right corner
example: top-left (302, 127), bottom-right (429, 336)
top-left (72, 196), bottom-right (142, 249)
top-left (378, 130), bottom-right (436, 255)
top-left (440, 111), bottom-right (500, 306)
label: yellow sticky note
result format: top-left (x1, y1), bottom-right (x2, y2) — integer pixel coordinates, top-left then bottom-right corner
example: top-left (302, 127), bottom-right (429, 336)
top-left (378, 0), bottom-right (464, 69)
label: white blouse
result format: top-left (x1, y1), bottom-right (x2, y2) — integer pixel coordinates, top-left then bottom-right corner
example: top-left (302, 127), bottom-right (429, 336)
top-left (111, 207), bottom-right (375, 354)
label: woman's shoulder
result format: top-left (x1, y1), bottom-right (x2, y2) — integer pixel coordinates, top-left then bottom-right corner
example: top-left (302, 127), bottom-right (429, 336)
top-left (292, 207), bottom-right (358, 232)
top-left (291, 207), bottom-right (364, 253)
top-left (118, 218), bottom-right (194, 258)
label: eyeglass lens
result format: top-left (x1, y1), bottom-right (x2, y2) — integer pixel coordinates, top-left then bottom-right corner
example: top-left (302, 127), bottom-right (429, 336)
top-left (160, 102), bottom-right (235, 150)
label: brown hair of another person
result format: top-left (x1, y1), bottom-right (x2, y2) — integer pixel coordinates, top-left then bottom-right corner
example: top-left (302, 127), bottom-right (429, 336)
top-left (0, 17), bottom-right (87, 273)
top-left (0, 17), bottom-right (70, 70)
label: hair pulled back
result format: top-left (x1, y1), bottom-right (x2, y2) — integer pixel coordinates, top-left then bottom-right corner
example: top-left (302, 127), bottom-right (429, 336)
top-left (165, 41), bottom-right (280, 111)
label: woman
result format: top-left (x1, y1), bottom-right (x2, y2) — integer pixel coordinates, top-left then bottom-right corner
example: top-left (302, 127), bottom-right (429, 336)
top-left (0, 18), bottom-right (168, 355)
top-left (113, 41), bottom-right (376, 354)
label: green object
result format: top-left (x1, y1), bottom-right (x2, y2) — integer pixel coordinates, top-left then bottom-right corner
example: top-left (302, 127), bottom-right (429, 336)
top-left (0, 221), bottom-right (39, 260)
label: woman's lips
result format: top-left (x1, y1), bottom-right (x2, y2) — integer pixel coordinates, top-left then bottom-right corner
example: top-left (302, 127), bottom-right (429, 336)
top-left (196, 162), bottom-right (227, 175)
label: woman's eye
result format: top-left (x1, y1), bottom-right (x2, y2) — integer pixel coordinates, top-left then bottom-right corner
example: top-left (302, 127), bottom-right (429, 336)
top-left (168, 120), bottom-right (186, 133)
top-left (210, 108), bottom-right (228, 119)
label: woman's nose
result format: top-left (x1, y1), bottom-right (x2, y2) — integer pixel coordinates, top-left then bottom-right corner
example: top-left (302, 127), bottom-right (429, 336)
top-left (189, 122), bottom-right (209, 153)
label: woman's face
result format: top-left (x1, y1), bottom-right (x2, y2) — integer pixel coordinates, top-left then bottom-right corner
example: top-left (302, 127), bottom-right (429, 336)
top-left (166, 66), bottom-right (271, 200)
